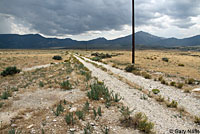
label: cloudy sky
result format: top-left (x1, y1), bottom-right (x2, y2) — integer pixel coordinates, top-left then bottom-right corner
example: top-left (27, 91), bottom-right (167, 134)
top-left (0, 0), bottom-right (200, 40)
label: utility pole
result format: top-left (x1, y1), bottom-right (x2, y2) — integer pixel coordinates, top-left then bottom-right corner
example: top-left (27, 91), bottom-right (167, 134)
top-left (132, 0), bottom-right (135, 64)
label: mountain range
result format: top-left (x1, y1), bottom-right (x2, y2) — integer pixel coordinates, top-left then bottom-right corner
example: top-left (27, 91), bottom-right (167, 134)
top-left (0, 31), bottom-right (200, 49)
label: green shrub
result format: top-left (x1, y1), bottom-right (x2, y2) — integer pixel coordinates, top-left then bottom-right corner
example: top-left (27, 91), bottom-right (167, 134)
top-left (1, 91), bottom-right (11, 99)
top-left (132, 113), bottom-right (154, 133)
top-left (60, 80), bottom-right (72, 90)
top-left (194, 116), bottom-right (200, 125)
top-left (39, 81), bottom-right (44, 87)
top-left (170, 82), bottom-right (176, 86)
top-left (167, 100), bottom-right (178, 108)
top-left (84, 123), bottom-right (93, 134)
top-left (178, 64), bottom-right (184, 67)
top-left (161, 79), bottom-right (166, 85)
top-left (141, 72), bottom-right (152, 79)
top-left (158, 76), bottom-right (163, 81)
top-left (112, 93), bottom-right (122, 102)
top-left (1, 66), bottom-right (21, 77)
top-left (125, 65), bottom-right (138, 72)
top-left (177, 83), bottom-right (184, 89)
top-left (93, 108), bottom-right (97, 119)
top-left (65, 113), bottom-right (74, 125)
top-left (87, 82), bottom-right (110, 100)
top-left (152, 89), bottom-right (160, 94)
top-left (187, 78), bottom-right (195, 85)
top-left (52, 55), bottom-right (62, 60)
top-left (76, 110), bottom-right (84, 120)
top-left (162, 57), bottom-right (169, 62)
top-left (91, 56), bottom-right (102, 61)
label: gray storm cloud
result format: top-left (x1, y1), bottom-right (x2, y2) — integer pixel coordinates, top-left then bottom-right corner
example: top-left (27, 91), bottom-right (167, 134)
top-left (0, 0), bottom-right (199, 36)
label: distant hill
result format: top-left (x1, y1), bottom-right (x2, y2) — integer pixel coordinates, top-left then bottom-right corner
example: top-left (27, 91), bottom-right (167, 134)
top-left (0, 31), bottom-right (200, 49)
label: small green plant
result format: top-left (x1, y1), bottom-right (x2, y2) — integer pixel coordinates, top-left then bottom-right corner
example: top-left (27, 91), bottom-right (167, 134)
top-left (177, 83), bottom-right (184, 89)
top-left (152, 89), bottom-right (160, 94)
top-left (101, 126), bottom-right (109, 134)
top-left (112, 93), bottom-right (122, 102)
top-left (83, 101), bottom-right (90, 112)
top-left (194, 116), bottom-right (200, 125)
top-left (162, 57), bottom-right (169, 62)
top-left (1, 66), bottom-right (21, 77)
top-left (42, 129), bottom-right (45, 134)
top-left (170, 81), bottom-right (176, 86)
top-left (167, 100), bottom-right (178, 108)
top-left (76, 110), bottom-right (84, 120)
top-left (8, 128), bottom-right (21, 134)
top-left (84, 123), bottom-right (93, 134)
top-left (97, 106), bottom-right (102, 116)
top-left (93, 108), bottom-right (97, 119)
top-left (52, 55), bottom-right (62, 60)
top-left (65, 113), bottom-right (74, 125)
top-left (0, 102), bottom-right (3, 108)
top-left (158, 76), bottom-right (163, 81)
top-left (53, 102), bottom-right (64, 116)
top-left (60, 80), bottom-right (72, 90)
top-left (1, 91), bottom-right (11, 100)
top-left (39, 81), bottom-right (44, 87)
top-left (120, 106), bottom-right (133, 120)
top-left (161, 79), bottom-right (166, 85)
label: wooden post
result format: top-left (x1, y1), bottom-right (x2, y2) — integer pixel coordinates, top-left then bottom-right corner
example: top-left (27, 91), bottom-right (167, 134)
top-left (132, 0), bottom-right (135, 64)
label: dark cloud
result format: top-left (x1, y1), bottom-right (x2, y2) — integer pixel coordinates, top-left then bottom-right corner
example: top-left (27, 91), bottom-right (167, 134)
top-left (0, 0), bottom-right (199, 36)
top-left (0, 0), bottom-right (131, 36)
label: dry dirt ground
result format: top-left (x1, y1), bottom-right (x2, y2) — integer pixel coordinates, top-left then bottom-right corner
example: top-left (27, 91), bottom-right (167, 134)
top-left (1, 49), bottom-right (200, 134)
top-left (0, 50), bottom-right (140, 134)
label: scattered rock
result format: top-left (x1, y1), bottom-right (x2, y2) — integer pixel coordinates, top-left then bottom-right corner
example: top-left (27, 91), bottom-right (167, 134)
top-left (70, 128), bottom-right (76, 132)
top-left (69, 107), bottom-right (77, 112)
top-left (53, 119), bottom-right (57, 122)
top-left (192, 88), bottom-right (200, 93)
top-left (11, 124), bottom-right (17, 127)
top-left (27, 124), bottom-right (34, 129)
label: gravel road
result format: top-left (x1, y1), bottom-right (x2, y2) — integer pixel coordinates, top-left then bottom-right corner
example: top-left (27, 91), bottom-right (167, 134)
top-left (74, 55), bottom-right (200, 134)
top-left (81, 56), bottom-right (200, 117)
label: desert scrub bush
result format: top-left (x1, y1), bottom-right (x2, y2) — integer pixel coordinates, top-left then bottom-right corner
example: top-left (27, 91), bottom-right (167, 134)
top-left (141, 72), bottom-right (152, 79)
top-left (91, 52), bottom-right (112, 59)
top-left (158, 76), bottom-right (163, 81)
top-left (80, 70), bottom-right (91, 81)
top-left (52, 55), bottom-right (62, 60)
top-left (170, 81), bottom-right (176, 86)
top-left (162, 57), bottom-right (169, 62)
top-left (120, 106), bottom-right (133, 120)
top-left (152, 89), bottom-right (160, 94)
top-left (177, 83), bottom-right (184, 89)
top-left (39, 81), bottom-right (44, 87)
top-left (53, 102), bottom-right (64, 116)
top-left (125, 64), bottom-right (138, 72)
top-left (1, 66), bottom-right (21, 77)
top-left (187, 78), bottom-right (195, 85)
top-left (91, 56), bottom-right (102, 61)
top-left (178, 63), bottom-right (184, 67)
top-left (132, 112), bottom-right (154, 133)
top-left (65, 113), bottom-right (74, 125)
top-left (155, 95), bottom-right (165, 102)
top-left (167, 100), bottom-right (178, 108)
top-left (161, 79), bottom-right (166, 85)
top-left (1, 91), bottom-right (11, 99)
top-left (60, 80), bottom-right (72, 90)
top-left (194, 116), bottom-right (200, 125)
top-left (87, 82), bottom-right (110, 100)
top-left (76, 110), bottom-right (84, 120)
